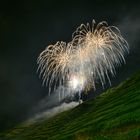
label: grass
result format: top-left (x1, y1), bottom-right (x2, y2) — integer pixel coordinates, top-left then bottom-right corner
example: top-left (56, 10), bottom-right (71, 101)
top-left (0, 71), bottom-right (140, 140)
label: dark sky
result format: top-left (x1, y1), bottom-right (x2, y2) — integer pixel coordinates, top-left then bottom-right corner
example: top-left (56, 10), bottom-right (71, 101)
top-left (0, 0), bottom-right (140, 131)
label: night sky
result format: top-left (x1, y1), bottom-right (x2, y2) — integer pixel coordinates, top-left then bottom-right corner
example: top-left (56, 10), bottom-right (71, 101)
top-left (0, 0), bottom-right (140, 131)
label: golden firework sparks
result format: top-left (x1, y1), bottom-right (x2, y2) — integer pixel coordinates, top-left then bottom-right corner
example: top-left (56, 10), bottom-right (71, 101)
top-left (37, 19), bottom-right (129, 99)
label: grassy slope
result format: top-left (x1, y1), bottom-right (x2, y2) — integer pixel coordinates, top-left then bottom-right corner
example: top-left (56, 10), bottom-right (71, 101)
top-left (0, 71), bottom-right (140, 140)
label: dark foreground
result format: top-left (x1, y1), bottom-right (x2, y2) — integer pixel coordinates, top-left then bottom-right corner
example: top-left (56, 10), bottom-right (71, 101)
top-left (0, 71), bottom-right (140, 140)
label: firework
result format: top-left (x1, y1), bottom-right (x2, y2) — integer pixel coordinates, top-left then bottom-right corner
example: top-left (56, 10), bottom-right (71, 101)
top-left (72, 19), bottom-right (129, 87)
top-left (37, 41), bottom-right (74, 94)
top-left (37, 19), bottom-right (129, 99)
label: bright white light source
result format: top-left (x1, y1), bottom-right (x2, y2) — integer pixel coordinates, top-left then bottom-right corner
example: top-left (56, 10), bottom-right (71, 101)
top-left (70, 77), bottom-right (79, 89)
top-left (68, 74), bottom-right (86, 93)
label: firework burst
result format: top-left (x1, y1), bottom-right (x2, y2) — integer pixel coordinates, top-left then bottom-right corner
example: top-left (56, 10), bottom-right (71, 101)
top-left (37, 41), bottom-right (73, 94)
top-left (37, 19), bottom-right (129, 99)
top-left (72, 20), bottom-right (129, 87)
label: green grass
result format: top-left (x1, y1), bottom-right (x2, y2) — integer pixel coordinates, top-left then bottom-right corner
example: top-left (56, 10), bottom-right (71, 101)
top-left (0, 71), bottom-right (140, 140)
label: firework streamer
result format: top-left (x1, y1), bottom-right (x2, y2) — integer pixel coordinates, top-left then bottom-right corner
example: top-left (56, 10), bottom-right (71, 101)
top-left (72, 19), bottom-right (129, 88)
top-left (37, 19), bottom-right (129, 101)
top-left (37, 41), bottom-right (75, 95)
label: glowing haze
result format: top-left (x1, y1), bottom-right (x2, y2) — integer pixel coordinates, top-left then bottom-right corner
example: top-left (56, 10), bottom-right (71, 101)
top-left (37, 19), bottom-right (129, 99)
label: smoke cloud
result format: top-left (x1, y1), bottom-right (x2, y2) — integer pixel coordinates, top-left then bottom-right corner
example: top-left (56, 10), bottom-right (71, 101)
top-left (27, 101), bottom-right (79, 123)
top-left (26, 85), bottom-right (80, 123)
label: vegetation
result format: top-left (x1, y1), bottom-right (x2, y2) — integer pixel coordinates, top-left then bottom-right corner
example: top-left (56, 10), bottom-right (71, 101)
top-left (0, 71), bottom-right (140, 140)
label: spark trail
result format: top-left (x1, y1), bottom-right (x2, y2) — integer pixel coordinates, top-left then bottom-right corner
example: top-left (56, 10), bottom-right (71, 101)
top-left (37, 19), bottom-right (129, 99)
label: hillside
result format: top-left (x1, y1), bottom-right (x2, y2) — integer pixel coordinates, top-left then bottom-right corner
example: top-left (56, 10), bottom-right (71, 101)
top-left (0, 71), bottom-right (140, 140)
